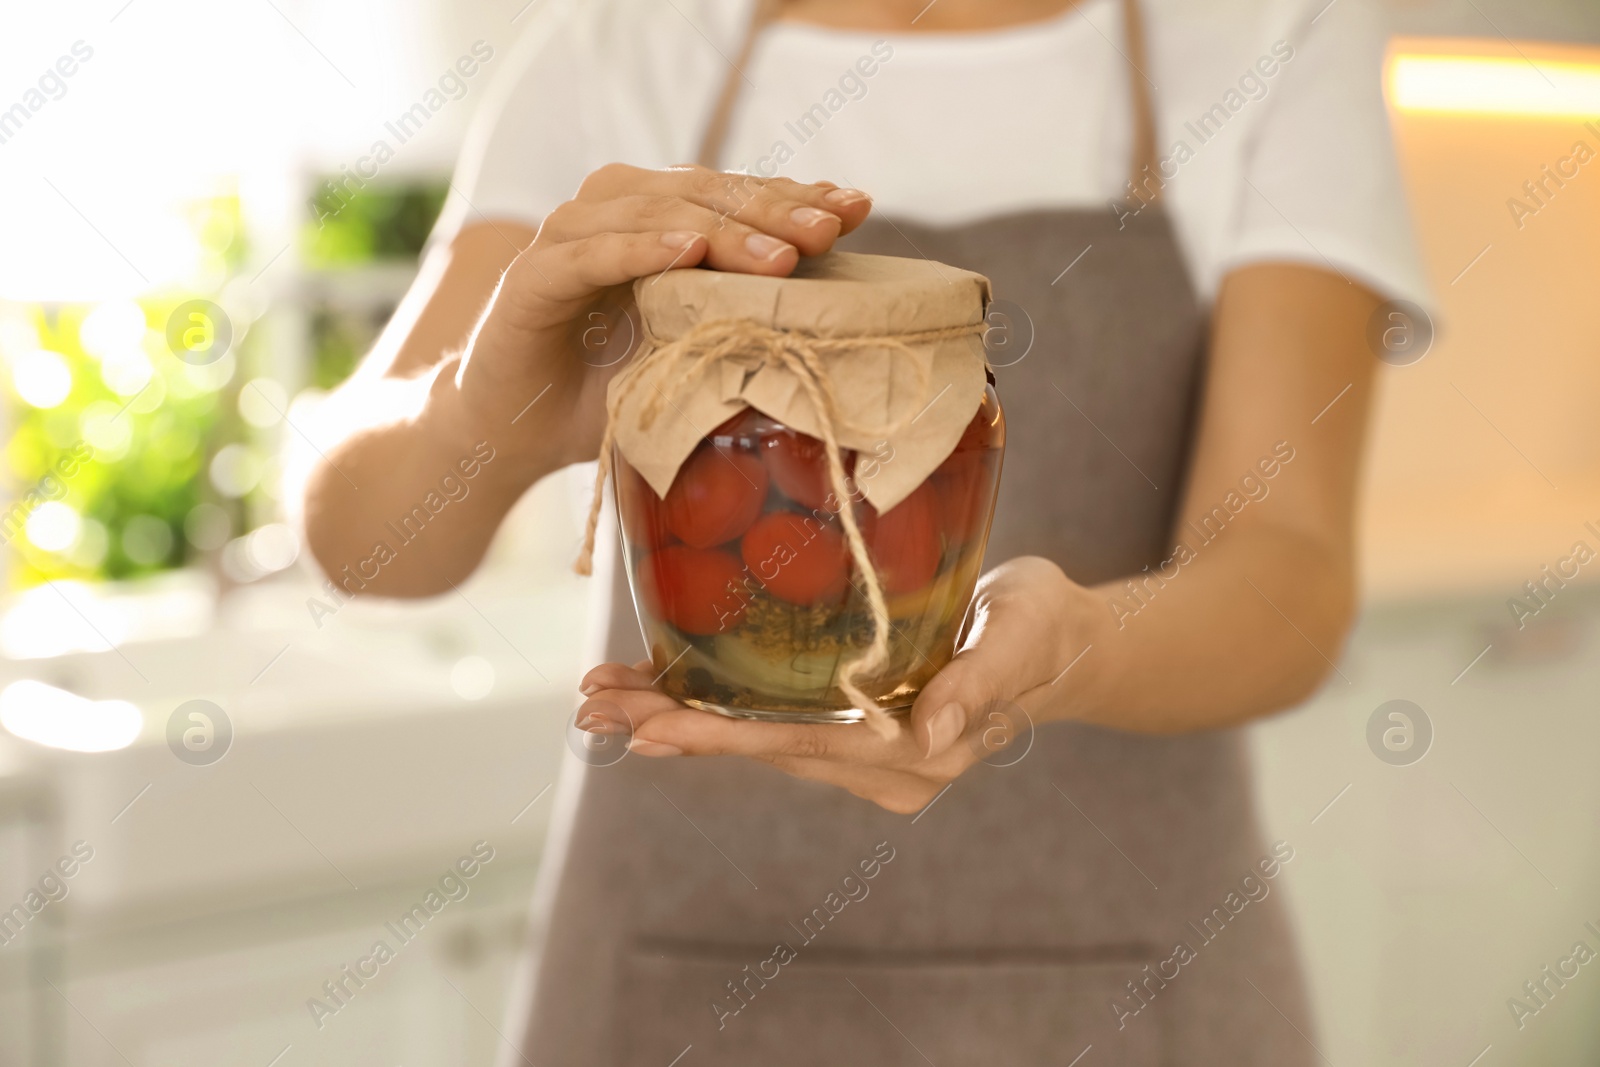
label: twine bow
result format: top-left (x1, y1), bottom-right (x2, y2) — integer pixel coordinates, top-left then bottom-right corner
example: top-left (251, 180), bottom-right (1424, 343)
top-left (575, 316), bottom-right (985, 738)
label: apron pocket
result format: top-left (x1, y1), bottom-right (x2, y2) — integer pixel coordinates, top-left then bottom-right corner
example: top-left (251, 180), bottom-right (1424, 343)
top-left (614, 944), bottom-right (1166, 1067)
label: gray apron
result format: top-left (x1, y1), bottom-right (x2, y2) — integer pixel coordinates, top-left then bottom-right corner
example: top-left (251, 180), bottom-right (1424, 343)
top-left (504, 2), bottom-right (1317, 1062)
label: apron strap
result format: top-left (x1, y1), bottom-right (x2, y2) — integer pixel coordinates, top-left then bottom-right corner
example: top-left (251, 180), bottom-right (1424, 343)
top-left (694, 0), bottom-right (1160, 206)
top-left (1121, 0), bottom-right (1163, 203)
top-left (694, 0), bottom-right (782, 168)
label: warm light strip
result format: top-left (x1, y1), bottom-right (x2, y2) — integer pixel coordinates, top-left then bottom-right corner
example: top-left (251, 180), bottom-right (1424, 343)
top-left (1391, 55), bottom-right (1600, 116)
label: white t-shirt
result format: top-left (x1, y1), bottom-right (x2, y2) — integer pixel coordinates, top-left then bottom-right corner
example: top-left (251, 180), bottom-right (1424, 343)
top-left (436, 0), bottom-right (1429, 306)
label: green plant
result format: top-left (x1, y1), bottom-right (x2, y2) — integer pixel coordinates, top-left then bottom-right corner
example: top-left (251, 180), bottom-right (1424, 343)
top-left (1, 195), bottom-right (249, 589)
top-left (302, 182), bottom-right (447, 267)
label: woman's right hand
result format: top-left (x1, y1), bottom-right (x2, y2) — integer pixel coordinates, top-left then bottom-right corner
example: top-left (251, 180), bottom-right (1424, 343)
top-left (302, 165), bottom-right (869, 597)
top-left (455, 164), bottom-right (874, 471)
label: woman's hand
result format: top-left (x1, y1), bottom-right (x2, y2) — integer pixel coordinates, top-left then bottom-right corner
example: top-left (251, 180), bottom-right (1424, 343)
top-left (576, 557), bottom-right (1104, 814)
top-left (456, 164), bottom-right (874, 468)
top-left (301, 164), bottom-right (870, 596)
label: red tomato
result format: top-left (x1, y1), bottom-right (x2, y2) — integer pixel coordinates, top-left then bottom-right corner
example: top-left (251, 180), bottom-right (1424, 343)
top-left (741, 511), bottom-right (849, 606)
top-left (862, 482), bottom-right (942, 595)
top-left (934, 452), bottom-right (991, 547)
top-left (759, 430), bottom-right (855, 512)
top-left (618, 462), bottom-right (673, 550)
top-left (663, 443), bottom-right (769, 548)
top-left (638, 546), bottom-right (748, 635)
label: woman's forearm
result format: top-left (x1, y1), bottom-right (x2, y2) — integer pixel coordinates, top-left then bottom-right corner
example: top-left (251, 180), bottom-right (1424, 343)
top-left (300, 356), bottom-right (562, 598)
top-left (1042, 265), bottom-right (1375, 734)
top-left (1051, 525), bottom-right (1356, 734)
top-left (299, 220), bottom-right (581, 599)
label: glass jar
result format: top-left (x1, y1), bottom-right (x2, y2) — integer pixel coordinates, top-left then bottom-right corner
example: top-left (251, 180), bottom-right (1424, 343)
top-left (615, 379), bottom-right (1004, 723)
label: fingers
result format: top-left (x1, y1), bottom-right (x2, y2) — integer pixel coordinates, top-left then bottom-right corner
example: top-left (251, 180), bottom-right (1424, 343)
top-left (671, 166), bottom-right (874, 239)
top-left (573, 664), bottom-right (688, 733)
top-left (580, 661), bottom-right (659, 694)
top-left (491, 231), bottom-right (708, 329)
top-left (615, 703), bottom-right (946, 813)
top-left (540, 194), bottom-right (842, 272)
top-left (909, 657), bottom-right (990, 761)
top-left (492, 164), bottom-right (873, 333)
top-left (573, 667), bottom-right (961, 813)
top-left (906, 661), bottom-right (1035, 768)
top-left (534, 229), bottom-right (709, 299)
top-left (908, 560), bottom-right (1078, 760)
top-left (572, 692), bottom-right (944, 813)
top-left (909, 598), bottom-right (1029, 761)
top-left (629, 707), bottom-right (914, 766)
top-left (576, 163), bottom-right (873, 248)
top-left (576, 660), bottom-right (918, 766)
top-left (575, 688), bottom-right (683, 736)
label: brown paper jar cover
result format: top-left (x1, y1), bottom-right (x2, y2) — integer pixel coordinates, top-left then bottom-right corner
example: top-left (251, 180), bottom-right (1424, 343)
top-left (605, 251), bottom-right (1005, 725)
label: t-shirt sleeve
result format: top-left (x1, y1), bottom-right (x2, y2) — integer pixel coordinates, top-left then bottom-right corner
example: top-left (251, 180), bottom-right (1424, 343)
top-left (1223, 0), bottom-right (1432, 310)
top-left (430, 0), bottom-right (606, 242)
top-left (429, 0), bottom-right (739, 247)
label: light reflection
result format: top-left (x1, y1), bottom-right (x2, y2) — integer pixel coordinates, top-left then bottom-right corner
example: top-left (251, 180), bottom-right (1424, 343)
top-left (10, 348), bottom-right (73, 408)
top-left (25, 500), bottom-right (80, 553)
top-left (78, 301), bottom-right (148, 361)
top-left (1391, 54), bottom-right (1600, 116)
top-left (0, 680), bottom-right (142, 753)
top-left (0, 581), bottom-right (131, 659)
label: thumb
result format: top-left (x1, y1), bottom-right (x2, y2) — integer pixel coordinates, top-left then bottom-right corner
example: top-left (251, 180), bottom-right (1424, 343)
top-left (910, 631), bottom-right (1029, 762)
top-left (910, 560), bottom-right (1070, 760)
top-left (915, 655), bottom-right (1048, 767)
top-left (910, 657), bottom-right (992, 762)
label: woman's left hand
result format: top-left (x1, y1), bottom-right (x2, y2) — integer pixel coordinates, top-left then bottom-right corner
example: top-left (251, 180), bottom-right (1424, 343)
top-left (575, 557), bottom-right (1101, 813)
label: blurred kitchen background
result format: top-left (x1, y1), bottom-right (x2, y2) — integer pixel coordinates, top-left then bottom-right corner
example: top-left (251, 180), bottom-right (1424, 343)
top-left (0, 0), bottom-right (1597, 1064)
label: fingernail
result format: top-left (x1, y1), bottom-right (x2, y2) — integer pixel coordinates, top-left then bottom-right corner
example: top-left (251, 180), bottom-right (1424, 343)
top-left (790, 206), bottom-right (835, 228)
top-left (629, 739), bottom-right (683, 758)
top-left (661, 230), bottom-right (700, 249)
top-left (925, 702), bottom-right (965, 759)
top-left (577, 710), bottom-right (620, 734)
top-left (579, 681), bottom-right (602, 696)
top-left (823, 187), bottom-right (870, 206)
top-left (744, 233), bottom-right (792, 261)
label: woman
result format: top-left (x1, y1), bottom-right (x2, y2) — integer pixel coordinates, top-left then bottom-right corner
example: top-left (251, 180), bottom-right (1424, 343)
top-left (302, 0), bottom-right (1426, 1061)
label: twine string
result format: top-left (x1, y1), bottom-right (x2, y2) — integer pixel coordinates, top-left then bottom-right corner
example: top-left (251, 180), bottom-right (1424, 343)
top-left (576, 316), bottom-right (984, 737)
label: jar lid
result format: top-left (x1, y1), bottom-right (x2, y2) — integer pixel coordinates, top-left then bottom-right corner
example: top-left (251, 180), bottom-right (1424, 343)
top-left (615, 251), bottom-right (993, 514)
top-left (639, 250), bottom-right (990, 341)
